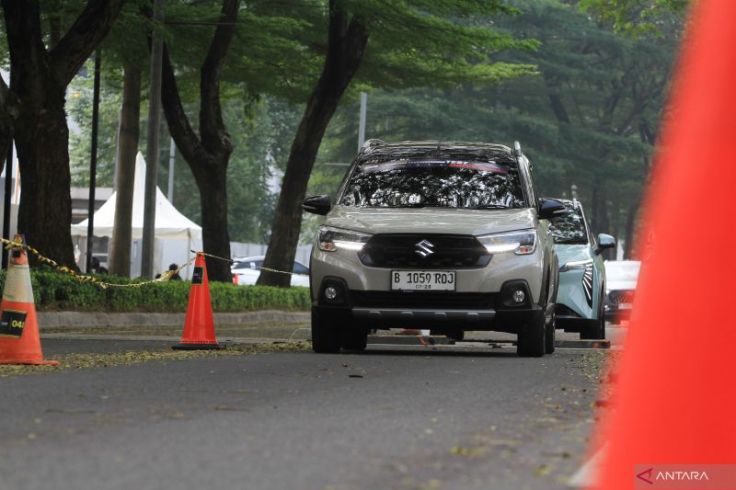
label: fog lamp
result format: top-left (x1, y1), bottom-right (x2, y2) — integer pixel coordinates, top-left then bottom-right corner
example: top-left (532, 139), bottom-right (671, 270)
top-left (512, 289), bottom-right (526, 304)
top-left (324, 286), bottom-right (338, 301)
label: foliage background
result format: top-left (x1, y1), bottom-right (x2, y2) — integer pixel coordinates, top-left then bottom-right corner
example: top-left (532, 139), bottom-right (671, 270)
top-left (64, 0), bottom-right (682, 256)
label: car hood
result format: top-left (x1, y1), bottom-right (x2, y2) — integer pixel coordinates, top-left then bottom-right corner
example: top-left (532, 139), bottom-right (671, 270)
top-left (607, 278), bottom-right (638, 291)
top-left (554, 244), bottom-right (592, 267)
top-left (605, 261), bottom-right (640, 291)
top-left (324, 205), bottom-right (537, 236)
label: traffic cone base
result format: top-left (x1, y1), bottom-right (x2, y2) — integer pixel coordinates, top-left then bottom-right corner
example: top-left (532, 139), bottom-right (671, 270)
top-left (173, 253), bottom-right (220, 350)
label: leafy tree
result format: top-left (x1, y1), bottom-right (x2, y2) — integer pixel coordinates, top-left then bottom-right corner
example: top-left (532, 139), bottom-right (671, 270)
top-left (0, 0), bottom-right (124, 266)
top-left (160, 0), bottom-right (322, 281)
top-left (258, 0), bottom-right (537, 287)
top-left (495, 0), bottom-right (679, 252)
top-left (67, 60), bottom-right (123, 187)
top-left (300, 0), bottom-right (680, 257)
top-left (580, 0), bottom-right (688, 35)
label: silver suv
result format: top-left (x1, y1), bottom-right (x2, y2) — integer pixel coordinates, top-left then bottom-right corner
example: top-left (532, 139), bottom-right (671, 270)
top-left (302, 141), bottom-right (565, 357)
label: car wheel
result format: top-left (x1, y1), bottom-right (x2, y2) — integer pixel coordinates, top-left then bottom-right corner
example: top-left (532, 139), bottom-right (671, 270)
top-left (311, 308), bottom-right (341, 353)
top-left (581, 291), bottom-right (606, 340)
top-left (545, 312), bottom-right (556, 354)
top-left (340, 328), bottom-right (368, 351)
top-left (517, 310), bottom-right (545, 357)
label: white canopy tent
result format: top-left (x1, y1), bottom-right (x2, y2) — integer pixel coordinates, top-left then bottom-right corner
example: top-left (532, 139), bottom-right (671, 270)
top-left (72, 152), bottom-right (202, 277)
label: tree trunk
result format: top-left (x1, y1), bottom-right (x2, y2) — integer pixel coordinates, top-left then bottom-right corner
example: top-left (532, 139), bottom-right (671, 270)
top-left (258, 1), bottom-right (368, 287)
top-left (158, 0), bottom-right (239, 283)
top-left (194, 161), bottom-right (231, 280)
top-left (2, 0), bottom-right (123, 266)
top-left (13, 83), bottom-right (76, 265)
top-left (0, 80), bottom-right (18, 172)
top-left (257, 90), bottom-right (343, 287)
top-left (109, 63), bottom-right (141, 276)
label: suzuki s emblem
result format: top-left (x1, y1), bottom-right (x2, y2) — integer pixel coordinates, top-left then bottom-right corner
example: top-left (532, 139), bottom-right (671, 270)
top-left (415, 239), bottom-right (435, 257)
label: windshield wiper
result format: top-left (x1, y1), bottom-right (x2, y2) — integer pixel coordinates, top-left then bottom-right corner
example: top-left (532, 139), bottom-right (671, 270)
top-left (554, 239), bottom-right (587, 244)
top-left (471, 204), bottom-right (508, 209)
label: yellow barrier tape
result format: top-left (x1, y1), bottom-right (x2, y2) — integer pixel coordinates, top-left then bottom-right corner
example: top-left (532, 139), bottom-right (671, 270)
top-left (0, 238), bottom-right (297, 288)
top-left (259, 266), bottom-right (298, 276)
top-left (193, 250), bottom-right (234, 264)
top-left (200, 250), bottom-right (296, 277)
top-left (0, 237), bottom-right (198, 289)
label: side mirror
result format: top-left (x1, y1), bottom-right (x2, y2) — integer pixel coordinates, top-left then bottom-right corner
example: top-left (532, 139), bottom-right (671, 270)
top-left (302, 195), bottom-right (332, 216)
top-left (537, 198), bottom-right (566, 220)
top-left (596, 233), bottom-right (616, 254)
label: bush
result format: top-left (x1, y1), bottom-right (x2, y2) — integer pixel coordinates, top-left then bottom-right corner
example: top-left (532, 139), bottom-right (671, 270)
top-left (0, 269), bottom-right (310, 312)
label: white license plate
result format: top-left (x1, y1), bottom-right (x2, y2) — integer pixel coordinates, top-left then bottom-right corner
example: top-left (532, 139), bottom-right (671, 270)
top-left (391, 271), bottom-right (456, 291)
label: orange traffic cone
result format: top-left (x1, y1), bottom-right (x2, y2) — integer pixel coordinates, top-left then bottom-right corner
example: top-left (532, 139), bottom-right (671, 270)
top-left (172, 252), bottom-right (221, 350)
top-left (592, 1), bottom-right (736, 488)
top-left (0, 236), bottom-right (58, 365)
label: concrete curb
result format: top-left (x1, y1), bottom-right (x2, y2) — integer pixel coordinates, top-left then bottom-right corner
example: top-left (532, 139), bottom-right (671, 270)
top-left (38, 310), bottom-right (310, 330)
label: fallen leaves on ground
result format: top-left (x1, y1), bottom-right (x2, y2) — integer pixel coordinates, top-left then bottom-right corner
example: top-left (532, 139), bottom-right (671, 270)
top-left (0, 341), bottom-right (310, 378)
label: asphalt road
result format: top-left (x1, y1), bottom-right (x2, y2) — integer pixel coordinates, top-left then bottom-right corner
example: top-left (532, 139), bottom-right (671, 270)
top-left (0, 341), bottom-right (607, 490)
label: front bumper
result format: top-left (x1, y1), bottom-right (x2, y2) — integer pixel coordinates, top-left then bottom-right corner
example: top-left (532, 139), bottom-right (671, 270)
top-left (310, 244), bottom-right (546, 304)
top-left (556, 269), bottom-right (595, 319)
top-left (556, 316), bottom-right (598, 333)
top-left (313, 285), bottom-right (543, 334)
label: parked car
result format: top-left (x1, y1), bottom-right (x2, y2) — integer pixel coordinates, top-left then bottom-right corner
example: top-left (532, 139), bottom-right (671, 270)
top-left (303, 139), bottom-right (565, 357)
top-left (231, 255), bottom-right (310, 287)
top-left (604, 260), bottom-right (640, 323)
top-left (548, 199), bottom-right (615, 339)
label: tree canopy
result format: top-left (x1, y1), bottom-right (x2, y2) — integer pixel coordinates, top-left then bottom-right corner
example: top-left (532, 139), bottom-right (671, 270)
top-left (0, 0), bottom-right (684, 276)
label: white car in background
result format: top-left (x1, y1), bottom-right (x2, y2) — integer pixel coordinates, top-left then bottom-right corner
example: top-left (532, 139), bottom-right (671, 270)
top-left (604, 260), bottom-right (640, 323)
top-left (231, 255), bottom-right (311, 288)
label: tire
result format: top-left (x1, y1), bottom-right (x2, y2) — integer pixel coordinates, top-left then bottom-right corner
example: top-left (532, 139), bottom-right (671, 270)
top-left (517, 311), bottom-right (546, 357)
top-left (311, 308), bottom-right (341, 353)
top-left (340, 328), bottom-right (368, 351)
top-left (545, 313), bottom-right (556, 354)
top-left (581, 290), bottom-right (606, 340)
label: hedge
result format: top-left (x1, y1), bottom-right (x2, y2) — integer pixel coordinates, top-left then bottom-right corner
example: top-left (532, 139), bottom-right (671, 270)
top-left (0, 269), bottom-right (311, 313)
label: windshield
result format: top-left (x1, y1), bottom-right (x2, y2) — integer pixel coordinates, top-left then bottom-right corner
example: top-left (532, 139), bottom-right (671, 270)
top-left (549, 202), bottom-right (588, 244)
top-left (339, 160), bottom-right (525, 209)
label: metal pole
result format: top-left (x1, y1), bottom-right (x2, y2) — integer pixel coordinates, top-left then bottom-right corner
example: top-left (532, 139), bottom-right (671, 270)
top-left (2, 141), bottom-right (13, 269)
top-left (167, 137), bottom-right (175, 203)
top-left (86, 49), bottom-right (102, 273)
top-left (358, 91), bottom-right (367, 150)
top-left (141, 0), bottom-right (165, 279)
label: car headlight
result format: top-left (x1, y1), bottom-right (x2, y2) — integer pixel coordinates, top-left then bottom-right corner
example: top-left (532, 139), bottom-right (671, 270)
top-left (477, 229), bottom-right (536, 255)
top-left (318, 226), bottom-right (371, 252)
top-left (560, 258), bottom-right (593, 272)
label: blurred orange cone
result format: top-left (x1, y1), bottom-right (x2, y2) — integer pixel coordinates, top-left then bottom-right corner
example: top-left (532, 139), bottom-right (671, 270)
top-left (592, 1), bottom-right (736, 488)
top-left (173, 253), bottom-right (221, 350)
top-left (0, 236), bottom-right (58, 365)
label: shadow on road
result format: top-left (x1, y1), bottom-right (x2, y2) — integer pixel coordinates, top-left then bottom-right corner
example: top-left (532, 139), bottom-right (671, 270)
top-left (347, 346), bottom-right (522, 358)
